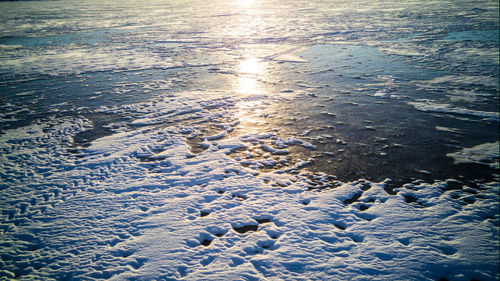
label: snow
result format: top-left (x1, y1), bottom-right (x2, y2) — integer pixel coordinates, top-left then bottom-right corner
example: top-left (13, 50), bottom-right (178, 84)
top-left (447, 142), bottom-right (499, 169)
top-left (0, 98), bottom-right (498, 280)
top-left (408, 100), bottom-right (499, 122)
top-left (0, 0), bottom-right (498, 280)
top-left (423, 75), bottom-right (499, 88)
top-left (0, 46), bottom-right (184, 76)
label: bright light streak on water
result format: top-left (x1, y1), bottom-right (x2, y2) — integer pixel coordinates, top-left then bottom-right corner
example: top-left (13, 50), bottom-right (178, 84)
top-left (234, 57), bottom-right (265, 95)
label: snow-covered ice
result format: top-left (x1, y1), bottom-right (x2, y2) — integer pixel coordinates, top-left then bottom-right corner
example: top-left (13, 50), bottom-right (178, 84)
top-left (447, 142), bottom-right (499, 169)
top-left (0, 0), bottom-right (498, 280)
top-left (0, 112), bottom-right (498, 280)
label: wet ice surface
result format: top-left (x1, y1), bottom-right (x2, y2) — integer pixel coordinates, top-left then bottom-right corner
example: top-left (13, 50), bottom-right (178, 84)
top-left (0, 0), bottom-right (498, 280)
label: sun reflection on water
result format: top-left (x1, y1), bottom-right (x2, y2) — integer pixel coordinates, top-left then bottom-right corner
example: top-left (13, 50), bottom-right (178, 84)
top-left (234, 56), bottom-right (265, 95)
top-left (239, 57), bottom-right (260, 75)
top-left (238, 0), bottom-right (254, 7)
top-left (228, 2), bottom-right (272, 134)
top-left (232, 55), bottom-right (271, 134)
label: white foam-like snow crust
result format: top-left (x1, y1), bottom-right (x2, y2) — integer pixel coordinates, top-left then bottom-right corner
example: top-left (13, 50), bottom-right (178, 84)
top-left (408, 100), bottom-right (499, 122)
top-left (447, 142), bottom-right (499, 169)
top-left (423, 75), bottom-right (499, 88)
top-left (0, 46), bottom-right (184, 76)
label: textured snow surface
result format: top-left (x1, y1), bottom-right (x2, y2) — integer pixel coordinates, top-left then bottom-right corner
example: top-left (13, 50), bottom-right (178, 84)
top-left (447, 142), bottom-right (499, 169)
top-left (0, 0), bottom-right (498, 280)
top-left (0, 114), bottom-right (498, 281)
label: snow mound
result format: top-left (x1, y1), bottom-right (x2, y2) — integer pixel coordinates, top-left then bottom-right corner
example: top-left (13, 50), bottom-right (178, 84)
top-left (447, 142), bottom-right (499, 169)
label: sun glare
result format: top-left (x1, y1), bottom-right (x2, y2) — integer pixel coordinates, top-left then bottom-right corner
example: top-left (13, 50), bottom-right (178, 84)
top-left (239, 0), bottom-right (254, 7)
top-left (239, 57), bottom-right (260, 75)
top-left (234, 57), bottom-right (264, 95)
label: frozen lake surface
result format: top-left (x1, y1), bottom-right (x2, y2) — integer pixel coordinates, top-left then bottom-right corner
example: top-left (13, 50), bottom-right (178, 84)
top-left (0, 0), bottom-right (498, 280)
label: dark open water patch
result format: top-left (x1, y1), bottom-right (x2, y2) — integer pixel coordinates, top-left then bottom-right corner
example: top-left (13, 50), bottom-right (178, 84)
top-left (224, 43), bottom-right (499, 188)
top-left (72, 113), bottom-right (126, 147)
top-left (443, 29), bottom-right (499, 43)
top-left (260, 93), bottom-right (499, 188)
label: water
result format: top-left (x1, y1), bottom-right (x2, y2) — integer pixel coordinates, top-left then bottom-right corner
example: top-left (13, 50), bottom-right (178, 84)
top-left (443, 29), bottom-right (500, 43)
